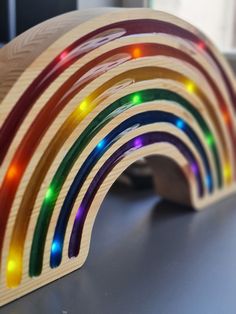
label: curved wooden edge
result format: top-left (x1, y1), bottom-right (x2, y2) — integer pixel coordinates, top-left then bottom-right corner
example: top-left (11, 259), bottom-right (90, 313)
top-left (147, 155), bottom-right (192, 205)
top-left (0, 8), bottom-right (120, 104)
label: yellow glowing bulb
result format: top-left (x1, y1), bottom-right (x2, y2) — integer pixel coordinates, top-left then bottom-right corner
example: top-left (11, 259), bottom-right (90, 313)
top-left (7, 256), bottom-right (22, 287)
top-left (186, 81), bottom-right (195, 94)
top-left (79, 100), bottom-right (88, 111)
top-left (223, 163), bottom-right (232, 183)
top-left (7, 260), bottom-right (16, 272)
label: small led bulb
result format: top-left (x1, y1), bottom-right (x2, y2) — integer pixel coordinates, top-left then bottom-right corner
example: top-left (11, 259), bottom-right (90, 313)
top-left (51, 241), bottom-right (61, 254)
top-left (186, 81), bottom-right (195, 94)
top-left (134, 137), bottom-right (143, 148)
top-left (176, 119), bottom-right (185, 130)
top-left (7, 165), bottom-right (18, 180)
top-left (132, 94), bottom-right (142, 105)
top-left (132, 47), bottom-right (142, 58)
top-left (197, 41), bottom-right (205, 50)
top-left (45, 187), bottom-right (53, 201)
top-left (97, 139), bottom-right (106, 150)
top-left (223, 163), bottom-right (232, 183)
top-left (7, 259), bottom-right (16, 272)
top-left (206, 133), bottom-right (214, 147)
top-left (223, 109), bottom-right (230, 124)
top-left (191, 163), bottom-right (198, 175)
top-left (79, 100), bottom-right (88, 112)
top-left (76, 207), bottom-right (83, 219)
top-left (59, 51), bottom-right (68, 61)
top-left (205, 175), bottom-right (212, 190)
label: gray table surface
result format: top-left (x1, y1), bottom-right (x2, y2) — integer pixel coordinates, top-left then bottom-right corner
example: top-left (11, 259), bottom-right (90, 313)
top-left (1, 186), bottom-right (236, 314)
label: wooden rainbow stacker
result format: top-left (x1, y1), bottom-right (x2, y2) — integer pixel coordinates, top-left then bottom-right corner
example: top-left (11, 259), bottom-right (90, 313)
top-left (0, 8), bottom-right (236, 306)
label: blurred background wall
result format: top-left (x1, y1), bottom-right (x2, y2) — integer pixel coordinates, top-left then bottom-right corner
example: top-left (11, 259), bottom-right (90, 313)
top-left (0, 0), bottom-right (121, 44)
top-left (79, 0), bottom-right (121, 8)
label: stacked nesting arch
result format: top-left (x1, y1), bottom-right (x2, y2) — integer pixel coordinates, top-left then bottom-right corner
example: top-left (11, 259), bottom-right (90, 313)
top-left (0, 8), bottom-right (236, 305)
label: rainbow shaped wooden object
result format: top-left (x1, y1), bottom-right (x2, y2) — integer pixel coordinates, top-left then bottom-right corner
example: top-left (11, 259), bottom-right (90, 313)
top-left (0, 8), bottom-right (236, 305)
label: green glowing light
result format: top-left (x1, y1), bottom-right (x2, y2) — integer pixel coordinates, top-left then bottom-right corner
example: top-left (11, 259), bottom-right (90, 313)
top-left (132, 94), bottom-right (142, 105)
top-left (45, 187), bottom-right (54, 201)
top-left (79, 100), bottom-right (88, 111)
top-left (206, 133), bottom-right (214, 146)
